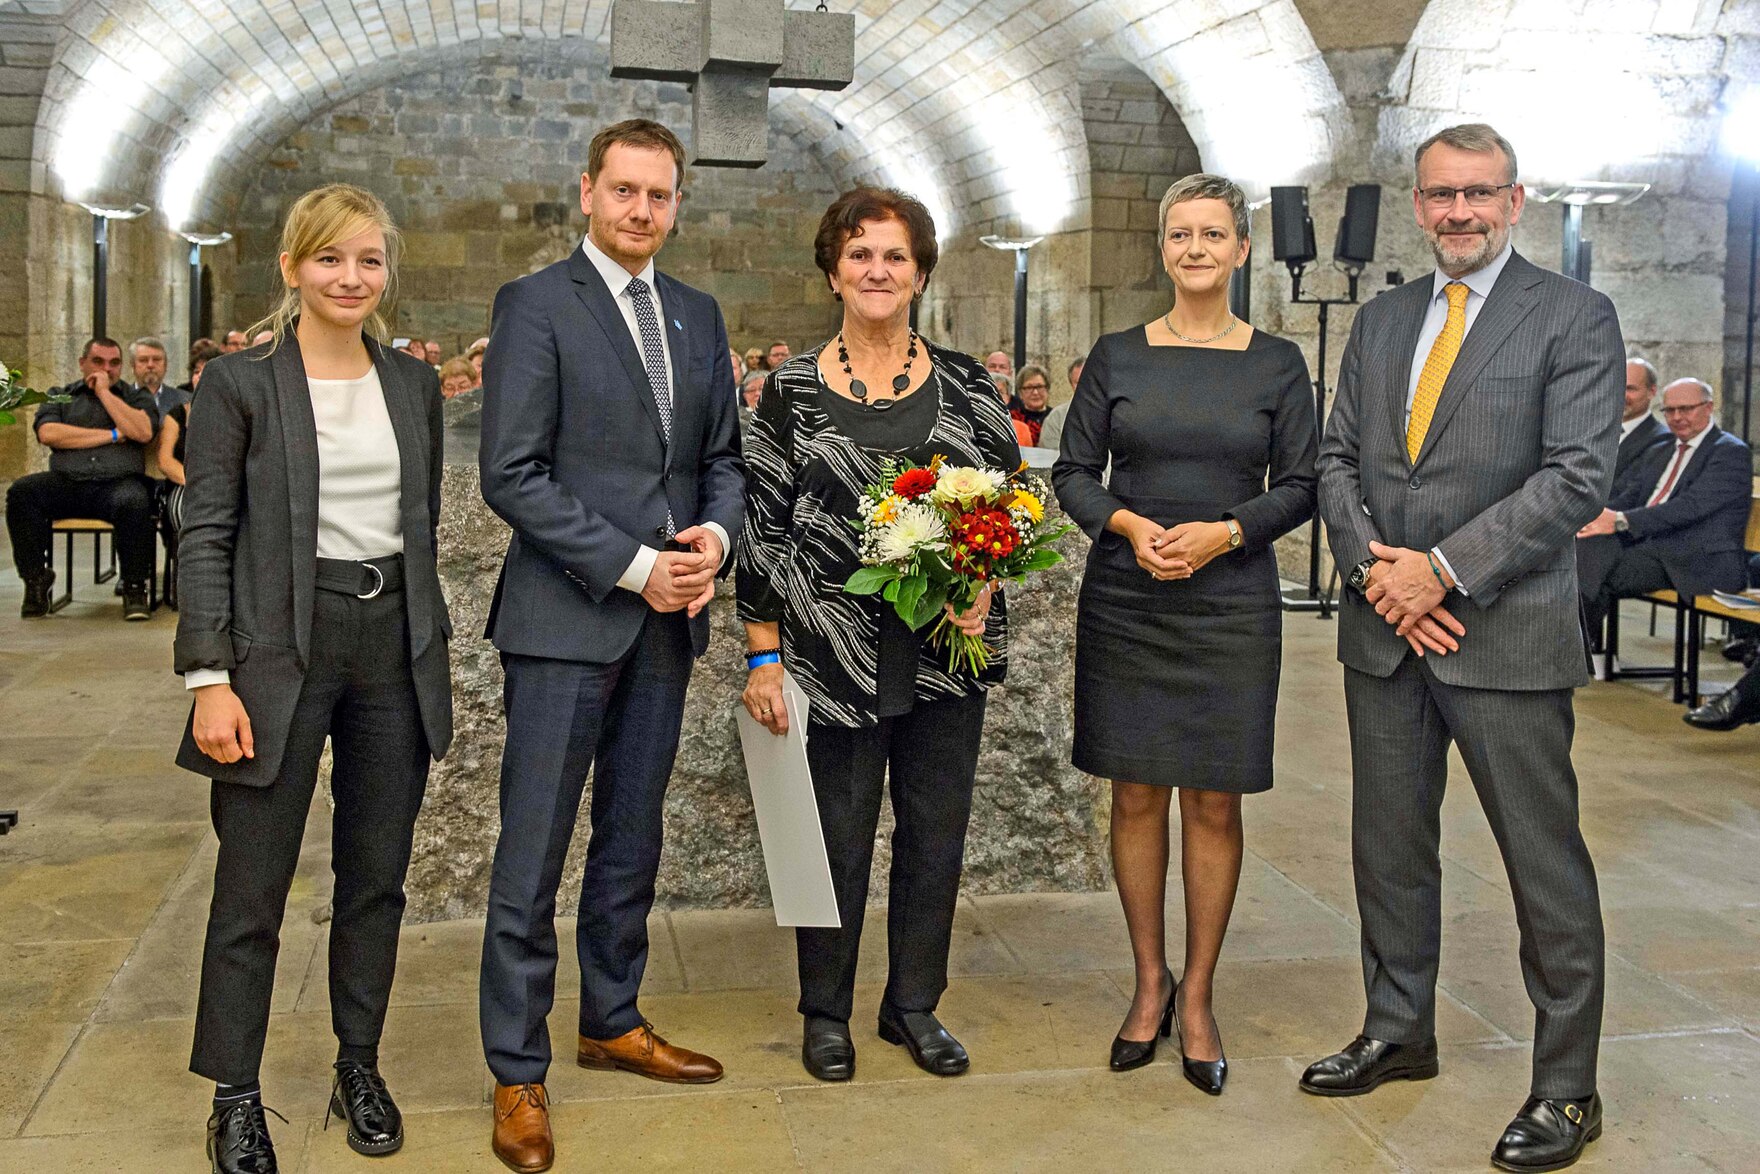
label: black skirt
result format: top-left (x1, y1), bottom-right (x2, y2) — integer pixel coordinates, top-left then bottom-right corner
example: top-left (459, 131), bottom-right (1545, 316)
top-left (1072, 518), bottom-right (1282, 793)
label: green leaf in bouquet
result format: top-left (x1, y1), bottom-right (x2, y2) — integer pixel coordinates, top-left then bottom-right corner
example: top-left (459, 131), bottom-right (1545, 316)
top-left (845, 566), bottom-right (899, 594)
top-left (1016, 548), bottom-right (1063, 573)
top-left (0, 410), bottom-right (14, 426)
top-left (893, 574), bottom-right (927, 625)
top-left (910, 581), bottom-right (950, 630)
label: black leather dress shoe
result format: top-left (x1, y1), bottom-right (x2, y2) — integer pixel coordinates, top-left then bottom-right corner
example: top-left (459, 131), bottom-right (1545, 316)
top-left (1492, 1093), bottom-right (1602, 1172)
top-left (1683, 686), bottom-right (1760, 731)
top-left (1109, 970), bottom-right (1175, 1072)
top-left (877, 1007), bottom-right (969, 1076)
top-left (207, 1098), bottom-right (285, 1174)
top-left (20, 573), bottom-right (51, 619)
top-left (1299, 1036), bottom-right (1439, 1096)
top-left (326, 1060), bottom-right (403, 1156)
top-left (1721, 636), bottom-right (1759, 665)
top-left (802, 1017), bottom-right (855, 1082)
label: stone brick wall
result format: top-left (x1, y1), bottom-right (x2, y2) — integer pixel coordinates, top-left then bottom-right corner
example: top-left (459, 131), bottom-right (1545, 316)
top-left (228, 42), bottom-right (843, 360)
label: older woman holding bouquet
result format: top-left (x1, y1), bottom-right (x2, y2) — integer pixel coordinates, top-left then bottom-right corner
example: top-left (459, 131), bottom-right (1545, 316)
top-left (1053, 173), bottom-right (1317, 1095)
top-left (738, 187), bottom-right (1022, 1083)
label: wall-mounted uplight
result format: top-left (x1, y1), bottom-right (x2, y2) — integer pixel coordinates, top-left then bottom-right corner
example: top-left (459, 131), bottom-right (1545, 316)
top-left (1529, 181), bottom-right (1650, 285)
top-left (179, 229), bottom-right (233, 348)
top-left (76, 199), bottom-right (151, 339)
top-left (979, 234), bottom-right (1044, 375)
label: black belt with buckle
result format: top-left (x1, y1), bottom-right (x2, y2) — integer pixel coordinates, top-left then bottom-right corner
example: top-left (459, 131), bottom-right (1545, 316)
top-left (315, 554), bottom-right (405, 598)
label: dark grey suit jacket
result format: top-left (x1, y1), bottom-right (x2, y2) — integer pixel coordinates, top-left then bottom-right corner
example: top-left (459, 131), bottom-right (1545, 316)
top-left (1614, 413), bottom-right (1669, 489)
top-left (173, 334), bottom-right (454, 785)
top-left (1318, 250), bottom-right (1624, 690)
top-left (478, 249), bottom-right (744, 662)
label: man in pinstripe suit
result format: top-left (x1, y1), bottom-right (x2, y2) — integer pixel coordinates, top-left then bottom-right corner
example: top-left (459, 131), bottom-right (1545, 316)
top-left (1308, 124), bottom-right (1623, 1173)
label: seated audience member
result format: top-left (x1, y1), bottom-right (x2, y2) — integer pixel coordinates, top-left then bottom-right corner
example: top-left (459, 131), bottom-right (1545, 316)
top-left (1685, 656), bottom-right (1760, 730)
top-left (250, 329), bottom-right (274, 347)
top-left (743, 346), bottom-right (767, 374)
top-left (730, 347), bottom-right (745, 385)
top-left (466, 337), bottom-right (488, 387)
top-left (1578, 378), bottom-right (1752, 637)
top-left (132, 336), bottom-right (179, 415)
top-left (439, 357), bottom-right (476, 399)
top-left (221, 329), bottom-right (248, 353)
top-left (158, 376), bottom-right (192, 543)
top-left (5, 337), bottom-right (159, 619)
top-left (1612, 358), bottom-right (1669, 486)
top-left (740, 369), bottom-right (766, 414)
top-left (424, 339), bottom-right (443, 368)
top-left (174, 338), bottom-right (216, 395)
top-left (989, 371), bottom-right (1033, 446)
top-left (1037, 356), bottom-right (1084, 453)
top-left (1011, 364), bottom-right (1052, 445)
top-left (402, 336), bottom-right (427, 361)
top-left (186, 339), bottom-right (223, 393)
top-left (984, 350), bottom-right (1013, 377)
top-left (767, 339), bottom-right (791, 369)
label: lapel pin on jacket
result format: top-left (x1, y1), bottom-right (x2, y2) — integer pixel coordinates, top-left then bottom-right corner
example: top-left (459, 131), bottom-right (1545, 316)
top-left (672, 318), bottom-right (682, 330)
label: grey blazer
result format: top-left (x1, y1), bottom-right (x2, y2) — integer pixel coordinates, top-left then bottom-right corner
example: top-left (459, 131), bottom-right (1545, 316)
top-left (172, 333), bottom-right (454, 785)
top-left (1318, 250), bottom-right (1624, 691)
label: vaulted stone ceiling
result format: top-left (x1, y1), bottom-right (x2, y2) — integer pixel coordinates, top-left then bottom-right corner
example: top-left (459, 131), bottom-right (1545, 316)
top-left (18, 0), bottom-right (1760, 240)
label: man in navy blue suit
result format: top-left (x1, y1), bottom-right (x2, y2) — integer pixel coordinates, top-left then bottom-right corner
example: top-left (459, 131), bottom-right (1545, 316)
top-left (476, 119), bottom-right (744, 1173)
top-left (1578, 377), bottom-right (1751, 637)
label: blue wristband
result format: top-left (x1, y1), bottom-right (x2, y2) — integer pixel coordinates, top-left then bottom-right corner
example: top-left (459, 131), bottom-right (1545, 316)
top-left (746, 651), bottom-right (781, 669)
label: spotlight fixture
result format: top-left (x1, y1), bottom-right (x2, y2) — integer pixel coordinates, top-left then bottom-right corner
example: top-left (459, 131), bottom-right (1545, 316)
top-left (180, 228), bottom-right (233, 346)
top-left (1530, 181), bottom-right (1651, 285)
top-left (76, 197), bottom-right (152, 338)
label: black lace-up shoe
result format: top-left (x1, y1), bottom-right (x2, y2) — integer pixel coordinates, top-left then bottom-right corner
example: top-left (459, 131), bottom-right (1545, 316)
top-left (207, 1098), bottom-right (285, 1174)
top-left (20, 572), bottom-right (52, 618)
top-left (326, 1060), bottom-right (404, 1156)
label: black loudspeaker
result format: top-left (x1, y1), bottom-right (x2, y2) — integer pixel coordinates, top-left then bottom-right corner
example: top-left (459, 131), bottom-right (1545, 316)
top-left (1334, 183), bottom-right (1381, 268)
top-left (1270, 186), bottom-right (1316, 266)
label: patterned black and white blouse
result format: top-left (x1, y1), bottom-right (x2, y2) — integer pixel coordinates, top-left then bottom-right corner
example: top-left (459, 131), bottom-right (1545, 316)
top-left (736, 342), bottom-right (1023, 728)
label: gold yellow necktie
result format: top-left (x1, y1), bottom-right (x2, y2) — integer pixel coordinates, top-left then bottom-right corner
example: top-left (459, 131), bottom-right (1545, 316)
top-left (1407, 281), bottom-right (1470, 462)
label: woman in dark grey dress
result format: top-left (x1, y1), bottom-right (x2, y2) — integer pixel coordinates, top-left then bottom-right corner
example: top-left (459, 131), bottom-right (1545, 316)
top-left (1052, 174), bottom-right (1317, 1095)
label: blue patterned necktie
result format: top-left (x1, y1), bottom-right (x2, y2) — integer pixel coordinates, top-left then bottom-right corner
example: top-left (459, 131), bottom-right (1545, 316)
top-left (625, 275), bottom-right (675, 537)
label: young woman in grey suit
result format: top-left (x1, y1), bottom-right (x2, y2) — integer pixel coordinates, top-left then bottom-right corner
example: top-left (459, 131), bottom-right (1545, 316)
top-left (174, 184), bottom-right (453, 1174)
top-left (1053, 174), bottom-right (1317, 1095)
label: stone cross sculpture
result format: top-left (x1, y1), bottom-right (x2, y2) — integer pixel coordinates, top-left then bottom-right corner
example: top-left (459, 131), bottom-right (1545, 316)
top-left (610, 0), bottom-right (854, 167)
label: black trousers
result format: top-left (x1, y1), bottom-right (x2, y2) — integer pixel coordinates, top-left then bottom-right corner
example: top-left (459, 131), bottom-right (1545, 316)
top-left (797, 691), bottom-right (988, 1024)
top-left (1344, 656), bottom-right (1603, 1099)
top-left (5, 470), bottom-right (155, 584)
top-left (189, 587), bottom-right (430, 1086)
top-left (480, 611), bottom-right (692, 1086)
top-left (1580, 544), bottom-right (1671, 636)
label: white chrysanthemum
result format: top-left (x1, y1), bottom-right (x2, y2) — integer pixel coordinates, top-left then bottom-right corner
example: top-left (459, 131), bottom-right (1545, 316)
top-left (873, 500), bottom-right (947, 563)
top-left (931, 465), bottom-right (1003, 508)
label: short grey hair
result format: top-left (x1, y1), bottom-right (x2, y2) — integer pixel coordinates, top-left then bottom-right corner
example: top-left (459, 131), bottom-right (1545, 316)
top-left (741, 369), bottom-right (767, 391)
top-left (1414, 123), bottom-right (1518, 184)
top-left (130, 336), bottom-right (167, 358)
top-left (1626, 355), bottom-right (1658, 391)
top-left (1157, 173), bottom-right (1250, 242)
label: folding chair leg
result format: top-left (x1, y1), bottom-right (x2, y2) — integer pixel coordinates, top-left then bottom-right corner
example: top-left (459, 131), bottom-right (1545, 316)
top-left (1675, 607), bottom-right (1692, 704)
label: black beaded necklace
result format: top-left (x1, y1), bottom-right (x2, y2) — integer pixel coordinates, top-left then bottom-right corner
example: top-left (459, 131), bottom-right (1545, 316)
top-left (837, 330), bottom-right (918, 411)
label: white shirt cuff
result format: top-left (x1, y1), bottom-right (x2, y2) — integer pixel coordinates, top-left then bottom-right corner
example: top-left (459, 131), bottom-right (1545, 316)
top-left (618, 544), bottom-right (660, 594)
top-left (1431, 547), bottom-right (1468, 597)
top-left (185, 668), bottom-right (231, 690)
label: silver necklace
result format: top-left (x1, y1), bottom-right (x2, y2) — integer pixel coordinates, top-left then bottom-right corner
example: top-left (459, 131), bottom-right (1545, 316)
top-left (1163, 311), bottom-right (1238, 345)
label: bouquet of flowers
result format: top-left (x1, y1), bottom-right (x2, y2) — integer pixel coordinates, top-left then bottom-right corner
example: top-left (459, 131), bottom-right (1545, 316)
top-left (843, 455), bottom-right (1072, 673)
top-left (0, 364), bottom-right (67, 427)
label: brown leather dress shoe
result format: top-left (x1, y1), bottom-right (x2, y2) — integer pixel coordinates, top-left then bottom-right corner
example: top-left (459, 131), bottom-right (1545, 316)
top-left (491, 1083), bottom-right (553, 1173)
top-left (577, 1022), bottom-right (724, 1084)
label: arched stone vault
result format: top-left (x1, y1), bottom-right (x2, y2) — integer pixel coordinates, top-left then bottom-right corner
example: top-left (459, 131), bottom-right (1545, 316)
top-left (28, 0), bottom-right (1347, 240)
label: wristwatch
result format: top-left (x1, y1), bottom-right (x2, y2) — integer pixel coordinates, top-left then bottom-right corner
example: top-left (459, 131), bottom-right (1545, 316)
top-left (1348, 557), bottom-right (1378, 594)
top-left (1613, 511), bottom-right (1629, 533)
top-left (1224, 519), bottom-right (1243, 550)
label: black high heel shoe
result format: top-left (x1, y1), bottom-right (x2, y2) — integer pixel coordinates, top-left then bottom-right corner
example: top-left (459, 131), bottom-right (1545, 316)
top-left (1173, 987), bottom-right (1228, 1095)
top-left (1109, 969), bottom-right (1176, 1072)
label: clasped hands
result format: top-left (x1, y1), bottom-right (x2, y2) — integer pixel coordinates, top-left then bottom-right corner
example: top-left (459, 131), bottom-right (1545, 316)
top-left (1363, 540), bottom-right (1466, 657)
top-left (641, 525), bottom-right (721, 617)
top-left (1118, 513), bottom-right (1233, 581)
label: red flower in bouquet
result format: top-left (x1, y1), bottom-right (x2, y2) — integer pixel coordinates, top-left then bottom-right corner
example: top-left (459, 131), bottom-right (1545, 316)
top-left (950, 508), bottom-right (1019, 575)
top-left (892, 467), bottom-right (937, 499)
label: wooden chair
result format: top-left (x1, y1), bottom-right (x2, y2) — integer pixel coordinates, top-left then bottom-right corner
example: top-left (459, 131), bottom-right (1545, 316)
top-left (1680, 497), bottom-right (1760, 703)
top-left (47, 517), bottom-right (159, 614)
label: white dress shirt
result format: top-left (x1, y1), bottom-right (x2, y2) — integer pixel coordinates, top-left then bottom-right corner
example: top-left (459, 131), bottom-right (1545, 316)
top-left (578, 235), bottom-right (731, 593)
top-left (1641, 422), bottom-right (1711, 507)
top-left (1404, 240), bottom-right (1515, 595)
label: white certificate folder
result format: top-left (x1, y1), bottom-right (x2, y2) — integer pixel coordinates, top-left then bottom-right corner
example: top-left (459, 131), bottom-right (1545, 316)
top-left (734, 674), bottom-right (841, 927)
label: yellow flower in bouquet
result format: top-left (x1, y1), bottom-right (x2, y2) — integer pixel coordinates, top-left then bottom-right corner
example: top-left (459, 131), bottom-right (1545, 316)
top-left (1004, 488), bottom-right (1045, 525)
